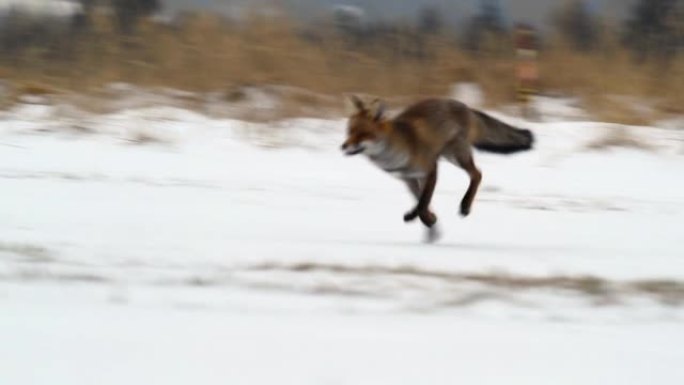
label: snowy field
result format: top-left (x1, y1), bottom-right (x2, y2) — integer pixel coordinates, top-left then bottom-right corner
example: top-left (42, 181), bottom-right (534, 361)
top-left (1, 91), bottom-right (684, 384)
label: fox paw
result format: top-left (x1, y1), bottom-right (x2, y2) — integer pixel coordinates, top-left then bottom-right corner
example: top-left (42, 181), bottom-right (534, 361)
top-left (405, 209), bottom-right (436, 227)
top-left (404, 209), bottom-right (419, 222)
top-left (419, 211), bottom-right (437, 227)
top-left (460, 203), bottom-right (471, 217)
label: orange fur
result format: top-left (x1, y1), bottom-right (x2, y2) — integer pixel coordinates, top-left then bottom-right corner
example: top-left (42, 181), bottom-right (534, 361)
top-left (342, 96), bottom-right (534, 239)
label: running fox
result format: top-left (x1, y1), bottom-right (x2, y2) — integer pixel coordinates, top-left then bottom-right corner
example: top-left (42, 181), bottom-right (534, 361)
top-left (341, 96), bottom-right (533, 235)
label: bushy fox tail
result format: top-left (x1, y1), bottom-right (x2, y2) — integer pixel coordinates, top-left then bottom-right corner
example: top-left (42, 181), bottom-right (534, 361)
top-left (471, 110), bottom-right (534, 154)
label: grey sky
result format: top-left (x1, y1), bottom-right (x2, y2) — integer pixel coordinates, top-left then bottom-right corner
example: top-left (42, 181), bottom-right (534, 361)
top-left (161, 0), bottom-right (637, 28)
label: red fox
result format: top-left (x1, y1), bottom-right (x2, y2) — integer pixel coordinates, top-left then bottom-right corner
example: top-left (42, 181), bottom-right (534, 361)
top-left (341, 96), bottom-right (533, 238)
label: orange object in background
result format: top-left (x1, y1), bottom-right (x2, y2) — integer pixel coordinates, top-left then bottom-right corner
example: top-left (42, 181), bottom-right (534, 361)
top-left (514, 23), bottom-right (540, 117)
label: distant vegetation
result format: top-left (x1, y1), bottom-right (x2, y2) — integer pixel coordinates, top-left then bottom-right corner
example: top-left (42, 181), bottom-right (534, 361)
top-left (0, 0), bottom-right (681, 123)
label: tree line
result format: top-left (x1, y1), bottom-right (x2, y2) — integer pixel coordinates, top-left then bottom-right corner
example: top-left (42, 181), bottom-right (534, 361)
top-left (0, 0), bottom-right (681, 62)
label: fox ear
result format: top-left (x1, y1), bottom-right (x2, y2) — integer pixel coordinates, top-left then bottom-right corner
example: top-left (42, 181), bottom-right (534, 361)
top-left (369, 98), bottom-right (386, 121)
top-left (350, 95), bottom-right (366, 112)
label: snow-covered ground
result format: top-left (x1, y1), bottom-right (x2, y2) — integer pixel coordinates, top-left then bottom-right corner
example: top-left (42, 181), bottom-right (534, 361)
top-left (1, 93), bottom-right (684, 384)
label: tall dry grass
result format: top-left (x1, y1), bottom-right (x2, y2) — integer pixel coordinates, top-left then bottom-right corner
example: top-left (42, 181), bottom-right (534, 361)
top-left (0, 12), bottom-right (681, 123)
top-left (0, 13), bottom-right (457, 96)
top-left (539, 38), bottom-right (684, 123)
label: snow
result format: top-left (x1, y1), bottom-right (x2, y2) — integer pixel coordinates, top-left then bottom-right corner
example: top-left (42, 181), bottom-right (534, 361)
top-left (0, 0), bottom-right (82, 18)
top-left (1, 94), bottom-right (684, 384)
top-left (4, 300), bottom-right (683, 385)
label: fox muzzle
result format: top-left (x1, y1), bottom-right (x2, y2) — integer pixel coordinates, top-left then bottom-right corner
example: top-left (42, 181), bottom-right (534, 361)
top-left (341, 142), bottom-right (365, 156)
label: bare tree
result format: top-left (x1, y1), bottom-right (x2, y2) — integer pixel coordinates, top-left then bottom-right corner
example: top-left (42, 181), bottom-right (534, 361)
top-left (417, 5), bottom-right (443, 35)
top-left (552, 0), bottom-right (600, 51)
top-left (623, 0), bottom-right (682, 61)
top-left (462, 0), bottom-right (508, 53)
top-left (111, 0), bottom-right (161, 33)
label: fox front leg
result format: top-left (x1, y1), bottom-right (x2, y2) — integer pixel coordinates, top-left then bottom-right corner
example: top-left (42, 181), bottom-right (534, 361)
top-left (403, 207), bottom-right (437, 227)
top-left (404, 177), bottom-right (441, 243)
top-left (402, 166), bottom-right (438, 227)
top-left (403, 179), bottom-right (432, 224)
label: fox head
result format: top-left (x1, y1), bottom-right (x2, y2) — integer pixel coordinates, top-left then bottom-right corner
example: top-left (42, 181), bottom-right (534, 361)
top-left (341, 95), bottom-right (387, 156)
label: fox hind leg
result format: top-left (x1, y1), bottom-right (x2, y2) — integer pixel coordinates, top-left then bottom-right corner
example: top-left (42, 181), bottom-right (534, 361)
top-left (456, 153), bottom-right (482, 217)
top-left (442, 140), bottom-right (482, 217)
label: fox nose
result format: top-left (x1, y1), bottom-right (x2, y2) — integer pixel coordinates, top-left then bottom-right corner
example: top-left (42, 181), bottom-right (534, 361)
top-left (341, 143), bottom-right (348, 151)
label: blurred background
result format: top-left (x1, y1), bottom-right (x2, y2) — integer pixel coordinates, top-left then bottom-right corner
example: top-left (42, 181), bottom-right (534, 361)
top-left (0, 0), bottom-right (682, 123)
top-left (2, 2), bottom-right (684, 385)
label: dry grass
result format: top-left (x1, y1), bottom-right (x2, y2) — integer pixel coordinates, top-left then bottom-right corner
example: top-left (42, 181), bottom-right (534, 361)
top-left (0, 13), bottom-right (521, 106)
top-left (247, 262), bottom-right (684, 306)
top-left (583, 94), bottom-right (654, 126)
top-left (539, 42), bottom-right (684, 123)
top-left (0, 13), bottom-right (681, 123)
top-left (0, 14), bottom-right (457, 97)
top-left (586, 126), bottom-right (654, 151)
top-left (0, 242), bottom-right (53, 262)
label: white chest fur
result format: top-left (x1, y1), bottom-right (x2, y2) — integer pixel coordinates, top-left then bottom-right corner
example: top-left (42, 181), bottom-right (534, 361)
top-left (365, 143), bottom-right (423, 179)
